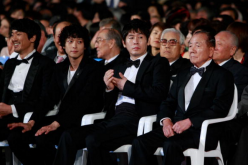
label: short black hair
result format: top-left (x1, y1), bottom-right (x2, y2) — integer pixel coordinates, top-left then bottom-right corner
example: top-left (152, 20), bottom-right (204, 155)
top-left (122, 19), bottom-right (150, 42)
top-left (59, 24), bottom-right (90, 54)
top-left (10, 18), bottom-right (41, 49)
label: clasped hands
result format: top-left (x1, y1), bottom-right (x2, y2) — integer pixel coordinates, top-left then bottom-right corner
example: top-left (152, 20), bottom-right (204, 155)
top-left (7, 120), bottom-right (60, 136)
top-left (104, 69), bottom-right (127, 91)
top-left (162, 118), bottom-right (192, 138)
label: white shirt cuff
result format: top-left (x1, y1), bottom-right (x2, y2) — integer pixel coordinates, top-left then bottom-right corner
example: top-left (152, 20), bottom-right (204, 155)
top-left (160, 117), bottom-right (171, 126)
top-left (11, 105), bottom-right (19, 118)
top-left (105, 88), bottom-right (113, 92)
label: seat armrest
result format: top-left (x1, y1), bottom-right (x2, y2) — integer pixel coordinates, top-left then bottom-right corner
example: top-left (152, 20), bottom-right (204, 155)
top-left (81, 112), bottom-right (107, 126)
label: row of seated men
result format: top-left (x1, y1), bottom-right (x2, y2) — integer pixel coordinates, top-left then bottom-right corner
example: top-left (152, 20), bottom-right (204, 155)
top-left (0, 18), bottom-right (247, 165)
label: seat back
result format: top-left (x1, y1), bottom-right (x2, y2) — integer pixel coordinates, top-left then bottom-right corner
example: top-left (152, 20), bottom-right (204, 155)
top-left (227, 84), bottom-right (238, 118)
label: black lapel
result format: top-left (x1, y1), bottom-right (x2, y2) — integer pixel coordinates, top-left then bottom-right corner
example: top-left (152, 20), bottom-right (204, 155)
top-left (2, 59), bottom-right (16, 100)
top-left (61, 56), bottom-right (87, 99)
top-left (60, 59), bottom-right (70, 92)
top-left (178, 70), bottom-right (191, 111)
top-left (136, 54), bottom-right (153, 83)
top-left (22, 52), bottom-right (40, 100)
top-left (114, 59), bottom-right (128, 78)
top-left (186, 61), bottom-right (216, 110)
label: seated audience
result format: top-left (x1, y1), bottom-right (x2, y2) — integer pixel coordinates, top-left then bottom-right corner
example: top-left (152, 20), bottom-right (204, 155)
top-left (7, 24), bottom-right (105, 165)
top-left (53, 19), bottom-right (171, 165)
top-left (129, 31), bottom-right (234, 165)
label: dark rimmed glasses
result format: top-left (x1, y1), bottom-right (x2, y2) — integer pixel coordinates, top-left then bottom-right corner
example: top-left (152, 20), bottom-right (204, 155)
top-left (160, 39), bottom-right (178, 46)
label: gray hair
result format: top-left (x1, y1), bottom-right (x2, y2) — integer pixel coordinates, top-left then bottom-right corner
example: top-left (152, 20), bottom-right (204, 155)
top-left (104, 28), bottom-right (123, 49)
top-left (160, 28), bottom-right (185, 45)
top-left (99, 18), bottom-right (121, 33)
top-left (219, 30), bottom-right (239, 47)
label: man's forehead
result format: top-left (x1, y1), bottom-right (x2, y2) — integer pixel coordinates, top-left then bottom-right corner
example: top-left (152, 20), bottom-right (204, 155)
top-left (162, 31), bottom-right (179, 39)
top-left (189, 34), bottom-right (207, 43)
top-left (127, 30), bottom-right (144, 35)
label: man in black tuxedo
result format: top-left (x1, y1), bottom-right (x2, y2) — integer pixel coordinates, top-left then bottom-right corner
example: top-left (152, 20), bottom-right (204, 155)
top-left (95, 28), bottom-right (126, 71)
top-left (213, 31), bottom-right (248, 101)
top-left (129, 31), bottom-right (234, 165)
top-left (53, 19), bottom-right (171, 165)
top-left (7, 25), bottom-right (105, 165)
top-left (159, 28), bottom-right (192, 82)
top-left (0, 18), bottom-right (55, 141)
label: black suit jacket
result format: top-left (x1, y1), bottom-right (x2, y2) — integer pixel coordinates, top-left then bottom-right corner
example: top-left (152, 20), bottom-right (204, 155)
top-left (0, 52), bottom-right (55, 119)
top-left (157, 61), bottom-right (234, 146)
top-left (30, 57), bottom-right (105, 129)
top-left (222, 58), bottom-right (248, 101)
top-left (170, 56), bottom-right (192, 82)
top-left (104, 53), bottom-right (171, 119)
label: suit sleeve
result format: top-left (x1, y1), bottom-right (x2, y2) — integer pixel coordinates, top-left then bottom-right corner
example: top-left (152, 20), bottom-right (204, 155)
top-left (122, 57), bottom-right (170, 103)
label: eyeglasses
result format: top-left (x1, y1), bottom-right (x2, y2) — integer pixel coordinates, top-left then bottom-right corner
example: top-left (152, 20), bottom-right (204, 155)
top-left (160, 39), bottom-right (178, 46)
top-left (95, 38), bottom-right (110, 44)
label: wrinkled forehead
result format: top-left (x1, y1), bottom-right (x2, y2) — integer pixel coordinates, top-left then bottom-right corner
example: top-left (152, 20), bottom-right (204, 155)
top-left (189, 33), bottom-right (208, 44)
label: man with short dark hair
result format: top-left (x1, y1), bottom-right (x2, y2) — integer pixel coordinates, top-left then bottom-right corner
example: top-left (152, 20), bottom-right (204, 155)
top-left (53, 19), bottom-right (171, 165)
top-left (7, 24), bottom-right (105, 165)
top-left (0, 18), bottom-right (55, 141)
top-left (129, 31), bottom-right (234, 165)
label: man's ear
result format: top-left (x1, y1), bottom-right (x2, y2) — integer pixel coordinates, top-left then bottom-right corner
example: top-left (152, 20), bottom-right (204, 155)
top-left (180, 44), bottom-right (185, 54)
top-left (209, 47), bottom-right (215, 58)
top-left (122, 40), bottom-right (126, 48)
top-left (230, 46), bottom-right (237, 57)
top-left (30, 35), bottom-right (36, 43)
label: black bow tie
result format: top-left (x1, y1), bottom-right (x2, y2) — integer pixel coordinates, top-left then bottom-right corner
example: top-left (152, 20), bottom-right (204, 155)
top-left (15, 54), bottom-right (34, 65)
top-left (126, 59), bottom-right (140, 68)
top-left (190, 66), bottom-right (204, 77)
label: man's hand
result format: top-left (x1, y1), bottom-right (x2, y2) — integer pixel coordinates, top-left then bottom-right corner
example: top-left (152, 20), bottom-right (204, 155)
top-left (35, 121), bottom-right (60, 136)
top-left (0, 103), bottom-right (12, 117)
top-left (162, 119), bottom-right (175, 138)
top-left (112, 72), bottom-right (127, 91)
top-left (7, 120), bottom-right (35, 133)
top-left (172, 118), bottom-right (192, 134)
top-left (104, 69), bottom-right (115, 91)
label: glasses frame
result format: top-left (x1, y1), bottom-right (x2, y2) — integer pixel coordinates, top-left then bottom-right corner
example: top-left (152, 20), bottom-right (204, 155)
top-left (95, 38), bottom-right (110, 44)
top-left (160, 39), bottom-right (178, 46)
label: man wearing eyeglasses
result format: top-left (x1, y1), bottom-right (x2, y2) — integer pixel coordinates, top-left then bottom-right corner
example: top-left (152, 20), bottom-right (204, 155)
top-left (130, 31), bottom-right (234, 165)
top-left (159, 28), bottom-right (192, 82)
top-left (95, 28), bottom-right (127, 71)
top-left (53, 19), bottom-right (171, 165)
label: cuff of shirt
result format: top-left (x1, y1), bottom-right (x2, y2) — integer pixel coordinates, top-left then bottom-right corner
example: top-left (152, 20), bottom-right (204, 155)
top-left (11, 105), bottom-right (19, 118)
top-left (105, 88), bottom-right (113, 92)
top-left (160, 117), bottom-right (171, 126)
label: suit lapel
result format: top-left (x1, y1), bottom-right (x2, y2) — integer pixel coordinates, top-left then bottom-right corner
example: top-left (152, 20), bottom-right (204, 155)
top-left (62, 57), bottom-right (87, 99)
top-left (186, 61), bottom-right (216, 110)
top-left (222, 58), bottom-right (234, 70)
top-left (2, 60), bottom-right (16, 100)
top-left (22, 52), bottom-right (40, 100)
top-left (178, 71), bottom-right (191, 111)
top-left (136, 54), bottom-right (153, 83)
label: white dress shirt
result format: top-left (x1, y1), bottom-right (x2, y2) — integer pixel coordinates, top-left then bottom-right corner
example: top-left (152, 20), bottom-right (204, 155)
top-left (9, 49), bottom-right (36, 118)
top-left (115, 53), bottom-right (147, 106)
top-left (160, 59), bottom-right (212, 125)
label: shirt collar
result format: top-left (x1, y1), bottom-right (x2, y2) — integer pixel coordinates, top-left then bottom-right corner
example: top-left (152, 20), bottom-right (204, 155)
top-left (56, 52), bottom-right (67, 59)
top-left (17, 49), bottom-right (36, 60)
top-left (169, 58), bottom-right (179, 66)
top-left (130, 52), bottom-right (147, 64)
top-left (105, 54), bottom-right (119, 65)
top-left (194, 59), bottom-right (212, 71)
top-left (219, 58), bottom-right (231, 66)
